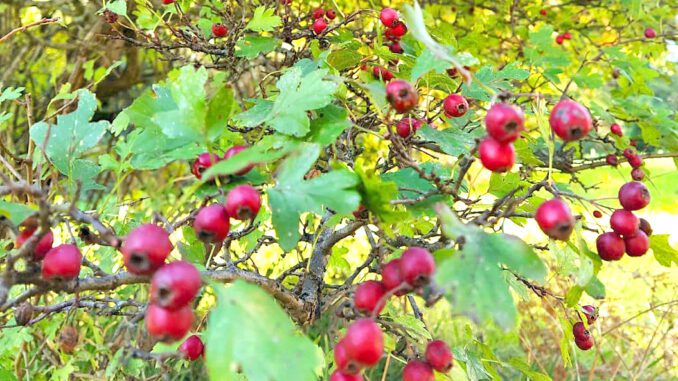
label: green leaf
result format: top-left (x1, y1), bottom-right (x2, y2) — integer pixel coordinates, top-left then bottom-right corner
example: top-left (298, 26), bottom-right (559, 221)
top-left (326, 50), bottom-right (362, 71)
top-left (411, 48), bottom-right (450, 81)
top-left (235, 36), bottom-right (279, 59)
top-left (509, 358), bottom-right (552, 381)
top-left (206, 281), bottom-right (323, 381)
top-left (354, 158), bottom-right (407, 223)
top-left (418, 124), bottom-right (483, 157)
top-left (0, 201), bottom-right (36, 225)
top-left (204, 135), bottom-right (298, 179)
top-left (268, 144), bottom-right (360, 251)
top-left (105, 0), bottom-right (126, 16)
top-left (307, 105), bottom-right (351, 145)
top-left (206, 86), bottom-right (238, 135)
top-left (650, 234), bottom-right (678, 267)
top-left (246, 7), bottom-right (281, 33)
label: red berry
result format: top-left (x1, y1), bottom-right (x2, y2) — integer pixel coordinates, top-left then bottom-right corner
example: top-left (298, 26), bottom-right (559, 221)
top-left (606, 154), bottom-right (618, 166)
top-left (575, 336), bottom-right (594, 350)
top-left (485, 103), bottom-right (525, 143)
top-left (352, 205), bottom-right (368, 219)
top-left (179, 335), bottom-right (204, 360)
top-left (150, 260), bottom-right (202, 310)
top-left (396, 118), bottom-right (424, 139)
top-left (387, 22), bottom-right (407, 38)
top-left (610, 123), bottom-right (623, 137)
top-left (354, 280), bottom-right (387, 315)
top-left (223, 145), bottom-right (254, 175)
top-left (582, 305), bottom-right (598, 324)
top-left (192, 152), bottom-right (220, 179)
top-left (624, 230), bottom-right (649, 257)
top-left (478, 137), bottom-right (515, 173)
top-left (399, 247), bottom-right (435, 288)
top-left (644, 28), bottom-right (657, 38)
top-left (330, 371), bottom-right (363, 381)
top-left (343, 319), bottom-right (383, 367)
top-left (596, 232), bottom-right (625, 261)
top-left (443, 94), bottom-right (469, 118)
top-left (540, 9), bottom-right (547, 16)
top-left (403, 360), bottom-right (435, 381)
top-left (371, 66), bottom-right (394, 82)
top-left (334, 339), bottom-right (361, 374)
top-left (610, 209), bottom-right (639, 236)
top-left (326, 9), bottom-right (337, 20)
top-left (563, 32), bottom-right (572, 40)
top-left (162, 0), bottom-right (175, 4)
top-left (41, 244), bottom-right (82, 281)
top-left (535, 198), bottom-right (575, 241)
top-left (631, 168), bottom-right (645, 181)
top-left (593, 210), bottom-right (603, 218)
top-left (425, 340), bottom-right (453, 372)
top-left (16, 228), bottom-right (54, 260)
top-left (384, 27), bottom-right (401, 42)
top-left (145, 304), bottom-right (193, 342)
top-left (121, 224), bottom-right (172, 275)
top-left (618, 181), bottom-right (650, 211)
top-left (312, 18), bottom-right (328, 35)
top-left (280, 0), bottom-right (292, 5)
top-left (638, 218), bottom-right (652, 236)
top-left (385, 80), bottom-right (418, 114)
top-left (572, 322), bottom-right (590, 341)
top-left (311, 8), bottom-right (325, 19)
top-left (194, 204), bottom-right (230, 243)
top-left (549, 99), bottom-right (593, 141)
top-left (388, 42), bottom-right (403, 54)
top-left (381, 259), bottom-right (408, 296)
top-left (225, 184), bottom-right (261, 220)
top-left (380, 8), bottom-right (399, 28)
top-left (556, 35), bottom-right (565, 45)
top-left (623, 148), bottom-right (635, 159)
top-left (628, 154), bottom-right (643, 168)
top-left (212, 23), bottom-right (228, 38)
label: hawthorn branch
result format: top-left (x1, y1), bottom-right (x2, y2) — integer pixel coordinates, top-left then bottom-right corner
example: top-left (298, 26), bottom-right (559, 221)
top-left (0, 18), bottom-right (60, 44)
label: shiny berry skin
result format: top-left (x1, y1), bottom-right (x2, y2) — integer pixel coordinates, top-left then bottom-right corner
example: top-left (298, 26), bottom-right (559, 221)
top-left (575, 336), bottom-right (594, 350)
top-left (212, 23), bottom-right (228, 38)
top-left (372, 66), bottom-right (393, 82)
top-left (425, 340), bottom-right (453, 372)
top-left (194, 204), bottom-right (230, 243)
top-left (478, 138), bottom-right (515, 173)
top-left (162, 0), bottom-right (175, 4)
top-left (388, 42), bottom-right (403, 54)
top-left (644, 28), bottom-right (657, 38)
top-left (312, 18), bottom-right (327, 35)
top-left (41, 244), bottom-right (82, 281)
top-left (386, 80), bottom-right (418, 114)
top-left (334, 339), bottom-right (360, 374)
top-left (192, 152), bottom-right (219, 179)
top-left (223, 145), bottom-right (254, 176)
top-left (606, 154), bottom-right (618, 166)
top-left (145, 304), bottom-right (193, 342)
top-left (343, 319), bottom-right (383, 367)
top-left (624, 231), bottom-right (649, 257)
top-left (563, 32), bottom-right (573, 40)
top-left (623, 148), bottom-right (634, 159)
top-left (381, 259), bottom-right (408, 296)
top-left (399, 247), bottom-right (435, 288)
top-left (610, 123), bottom-right (623, 137)
top-left (618, 181), bottom-right (650, 211)
top-left (572, 322), bottom-right (589, 341)
top-left (549, 99), bottom-right (593, 141)
top-left (150, 260), bottom-right (202, 310)
top-left (311, 8), bottom-right (325, 19)
top-left (121, 224), bottom-right (172, 275)
top-left (403, 360), bottom-right (435, 381)
top-left (16, 228), bottom-right (54, 260)
top-left (628, 154), bottom-right (642, 168)
top-left (639, 218), bottom-right (652, 236)
top-left (384, 27), bottom-right (401, 42)
top-left (593, 210), bottom-right (603, 218)
top-left (556, 35), bottom-right (565, 45)
top-left (326, 9), bottom-right (337, 20)
top-left (387, 22), bottom-right (407, 38)
top-left (535, 198), bottom-right (575, 241)
top-left (179, 335), bottom-right (204, 360)
top-left (631, 168), bottom-right (645, 181)
top-left (582, 305), bottom-right (598, 324)
top-left (225, 185), bottom-right (261, 220)
top-left (610, 209), bottom-right (639, 236)
top-left (396, 118), bottom-right (424, 138)
top-left (330, 371), bottom-right (363, 381)
top-left (443, 94), bottom-right (469, 118)
top-left (380, 8), bottom-right (399, 28)
top-left (596, 232), bottom-right (625, 261)
top-left (354, 280), bottom-right (387, 315)
top-left (485, 103), bottom-right (525, 143)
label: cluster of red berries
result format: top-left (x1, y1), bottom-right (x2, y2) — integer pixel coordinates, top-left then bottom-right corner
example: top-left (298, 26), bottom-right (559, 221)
top-left (402, 340), bottom-right (453, 381)
top-left (331, 319), bottom-right (383, 381)
top-left (311, 7), bottom-right (337, 35)
top-left (191, 145), bottom-right (254, 180)
top-left (555, 31), bottom-right (572, 45)
top-left (605, 122), bottom-right (646, 180)
top-left (380, 8), bottom-right (408, 54)
top-left (478, 102), bottom-right (525, 172)
top-left (572, 305), bottom-right (598, 350)
top-left (194, 183), bottom-right (262, 241)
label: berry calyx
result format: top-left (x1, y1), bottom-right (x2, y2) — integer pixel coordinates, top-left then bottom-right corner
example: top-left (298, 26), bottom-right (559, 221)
top-left (223, 145), bottom-right (254, 176)
top-left (610, 123), bottom-right (623, 137)
top-left (334, 339), bottom-right (361, 375)
top-left (399, 247), bottom-right (435, 288)
top-left (381, 259), bottom-right (408, 296)
top-left (638, 218), bottom-right (652, 236)
top-left (179, 335), bottom-right (204, 360)
top-left (225, 184), bottom-right (262, 221)
top-left (596, 232), bottom-right (625, 261)
top-left (610, 209), bottom-right (639, 237)
top-left (41, 244), bottom-right (83, 281)
top-left (150, 260), bottom-right (202, 310)
top-left (606, 154), bottom-right (618, 166)
top-left (402, 360), bottom-right (435, 381)
top-left (145, 304), bottom-right (193, 342)
top-left (536, 198), bottom-right (575, 241)
top-left (618, 181), bottom-right (650, 211)
top-left (624, 230), bottom-right (649, 257)
top-left (16, 228), bottom-right (54, 260)
top-left (380, 8), bottom-right (399, 28)
top-left (425, 340), bottom-right (453, 372)
top-left (478, 137), bottom-right (515, 173)
top-left (385, 80), bottom-right (418, 114)
top-left (644, 28), bottom-right (657, 38)
top-left (443, 94), bottom-right (469, 118)
top-left (395, 118), bottom-right (424, 139)
top-left (312, 18), bottom-right (328, 35)
top-left (194, 204), bottom-right (230, 243)
top-left (343, 319), bottom-right (384, 367)
top-left (330, 371), bottom-right (363, 381)
top-left (549, 99), bottom-right (593, 141)
top-left (631, 168), bottom-right (645, 181)
top-left (372, 66), bottom-right (393, 82)
top-left (192, 152), bottom-right (220, 180)
top-left (212, 23), bottom-right (228, 38)
top-left (582, 305), bottom-right (598, 324)
top-left (354, 280), bottom-right (387, 315)
top-left (121, 224), bottom-right (172, 275)
top-left (484, 103), bottom-right (525, 143)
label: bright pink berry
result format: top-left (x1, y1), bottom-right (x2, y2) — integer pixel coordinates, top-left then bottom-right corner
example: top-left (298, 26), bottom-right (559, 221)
top-left (425, 340), bottom-right (453, 372)
top-left (478, 137), bottom-right (515, 173)
top-left (225, 185), bottom-right (261, 220)
top-left (343, 319), bottom-right (383, 367)
top-left (41, 244), bottom-right (82, 281)
top-left (354, 280), bottom-right (387, 315)
top-left (485, 103), bottom-right (524, 143)
top-left (582, 305), bottom-right (598, 324)
top-left (631, 168), bottom-right (645, 181)
top-left (403, 360), bottom-right (434, 381)
top-left (121, 224), bottom-right (172, 275)
top-left (549, 99), bottom-right (593, 141)
top-left (443, 94), bottom-right (469, 118)
top-left (610, 209), bottom-right (639, 236)
top-left (372, 66), bottom-right (393, 82)
top-left (380, 8), bottom-right (399, 28)
top-left (212, 23), bottom-right (228, 38)
top-left (396, 118), bottom-right (424, 139)
top-left (610, 123), bottom-right (622, 137)
top-left (311, 8), bottom-right (325, 19)
top-left (556, 35), bottom-right (565, 45)
top-left (312, 18), bottom-right (328, 35)
top-left (192, 153), bottom-right (220, 179)
top-left (334, 339), bottom-right (360, 375)
top-left (387, 22), bottom-right (407, 38)
top-left (326, 9), bottom-right (337, 20)
top-left (16, 228), bottom-right (54, 260)
top-left (644, 28), bottom-right (657, 38)
top-left (399, 247), bottom-right (435, 288)
top-left (606, 154), bottom-right (618, 166)
top-left (194, 204), bottom-right (230, 242)
top-left (381, 259), bottom-right (408, 296)
top-left (330, 371), bottom-right (363, 381)
top-left (179, 335), bottom-right (204, 360)
top-left (145, 304), bottom-right (193, 342)
top-left (150, 260), bottom-right (202, 310)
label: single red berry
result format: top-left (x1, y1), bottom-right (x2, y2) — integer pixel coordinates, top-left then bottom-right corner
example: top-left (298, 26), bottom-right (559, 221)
top-left (326, 9), bottom-right (337, 20)
top-left (16, 228), bottom-right (54, 260)
top-left (644, 28), bottom-right (657, 38)
top-left (311, 8), bottom-right (325, 19)
top-left (334, 339), bottom-right (361, 375)
top-left (539, 9), bottom-right (547, 16)
top-left (535, 198), bottom-right (575, 241)
top-left (638, 218), bottom-right (652, 236)
top-left (225, 185), bottom-right (261, 220)
top-left (380, 8), bottom-right (399, 28)
top-left (625, 230), bottom-right (649, 257)
top-left (563, 32), bottom-right (572, 40)
top-left (403, 360), bottom-right (435, 381)
top-left (606, 154), bottom-right (618, 166)
top-left (618, 181), bottom-right (650, 211)
top-left (388, 41), bottom-right (404, 54)
top-left (352, 205), bottom-right (368, 219)
top-left (212, 23), bottom-right (228, 38)
top-left (372, 66), bottom-right (394, 82)
top-left (381, 259), bottom-right (408, 296)
top-left (330, 371), bottom-right (363, 381)
top-left (556, 35), bottom-right (565, 45)
top-left (179, 335), bottom-right (204, 360)
top-left (572, 322), bottom-right (590, 341)
top-left (582, 305), bottom-right (598, 324)
top-left (343, 319), bottom-right (384, 367)
top-left (485, 103), bottom-right (525, 143)
top-left (194, 204), bottom-right (230, 243)
top-left (575, 336), bottom-right (594, 350)
top-left (354, 280), bottom-right (387, 315)
top-left (631, 168), bottom-right (645, 181)
top-left (425, 340), bottom-right (453, 372)
top-left (223, 145), bottom-right (254, 176)
top-left (610, 209), bottom-right (639, 236)
top-left (121, 224), bottom-right (172, 275)
top-left (478, 137), bottom-right (515, 173)
top-left (41, 244), bottom-right (82, 281)
top-left (192, 152), bottom-right (220, 180)
top-left (384, 27), bottom-right (402, 42)
top-left (162, 0), bottom-right (175, 4)
top-left (596, 232), bottom-right (625, 261)
top-left (396, 118), bottom-right (424, 139)
top-left (443, 94), bottom-right (469, 118)
top-left (385, 80), bottom-right (418, 114)
top-left (312, 18), bottom-right (328, 35)
top-left (610, 123), bottom-right (623, 137)
top-left (623, 148), bottom-right (635, 159)
top-left (399, 247), bottom-right (435, 288)
top-left (146, 304), bottom-right (193, 342)
top-left (628, 154), bottom-right (643, 168)
top-left (150, 260), bottom-right (202, 310)
top-left (593, 210), bottom-right (603, 218)
top-left (387, 22), bottom-right (408, 38)
top-left (549, 99), bottom-right (593, 141)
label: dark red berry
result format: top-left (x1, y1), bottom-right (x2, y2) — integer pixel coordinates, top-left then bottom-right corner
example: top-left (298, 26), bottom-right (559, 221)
top-left (179, 335), bottom-right (204, 360)
top-left (399, 247), bottom-right (435, 288)
top-left (330, 371), bottom-right (363, 381)
top-left (618, 181), bottom-right (650, 211)
top-left (192, 152), bottom-right (220, 180)
top-left (326, 9), bottom-right (337, 20)
top-left (443, 94), bottom-right (469, 118)
top-left (41, 244), bottom-right (82, 281)
top-left (549, 99), bottom-right (593, 142)
top-left (225, 185), bottom-right (261, 220)
top-left (610, 209), bottom-right (639, 236)
top-left (150, 260), bottom-right (202, 310)
top-left (16, 228), bottom-right (54, 260)
top-left (212, 23), bottom-right (228, 38)
top-left (386, 80), bottom-right (418, 114)
top-left (631, 168), bottom-right (645, 181)
top-left (606, 154), bottom-right (618, 166)
top-left (485, 103), bottom-right (524, 143)
top-left (628, 154), bottom-right (643, 168)
top-left (478, 137), bottom-right (515, 173)
top-left (352, 205), bottom-right (368, 219)
top-left (121, 224), bottom-right (172, 275)
top-left (380, 8), bottom-right (399, 28)
top-left (103, 10), bottom-right (118, 24)
top-left (388, 42), bottom-right (403, 54)
top-left (403, 360), bottom-right (434, 381)
top-left (638, 218), bottom-right (652, 236)
top-left (223, 145), bottom-right (254, 176)
top-left (396, 118), bottom-right (424, 139)
top-left (575, 336), bottom-right (594, 350)
top-left (624, 231), bottom-right (649, 257)
top-left (354, 280), bottom-right (387, 315)
top-left (539, 9), bottom-right (547, 16)
top-left (425, 340), bottom-right (453, 372)
top-left (596, 232), bottom-right (625, 261)
top-left (536, 198), bottom-right (575, 241)
top-left (623, 148), bottom-right (635, 159)
top-left (593, 210), bottom-right (603, 218)
top-left (312, 18), bottom-right (328, 35)
top-left (343, 319), bottom-right (383, 367)
top-left (582, 305), bottom-right (598, 324)
top-left (610, 123), bottom-right (623, 137)
top-left (145, 304), bottom-right (193, 342)
top-left (194, 204), bottom-right (230, 243)
top-left (387, 22), bottom-right (407, 38)
top-left (572, 321), bottom-right (590, 341)
top-left (644, 28), bottom-right (657, 38)
top-left (372, 66), bottom-right (393, 82)
top-left (311, 8), bottom-right (325, 19)
top-left (381, 259), bottom-right (408, 296)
